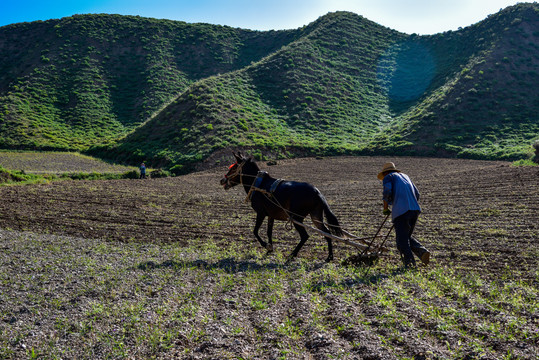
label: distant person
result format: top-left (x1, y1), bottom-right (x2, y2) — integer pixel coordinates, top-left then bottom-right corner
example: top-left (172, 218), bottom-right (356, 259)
top-left (378, 162), bottom-right (430, 268)
top-left (140, 162), bottom-right (146, 179)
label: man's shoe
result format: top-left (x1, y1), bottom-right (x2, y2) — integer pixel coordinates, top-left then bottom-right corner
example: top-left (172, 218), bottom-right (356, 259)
top-left (420, 250), bottom-right (430, 266)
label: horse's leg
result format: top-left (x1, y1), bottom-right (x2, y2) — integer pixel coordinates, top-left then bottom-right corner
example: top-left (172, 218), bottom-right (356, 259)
top-left (266, 217), bottom-right (274, 253)
top-left (311, 212), bottom-right (333, 262)
top-left (288, 217), bottom-right (309, 262)
top-left (253, 212), bottom-right (267, 249)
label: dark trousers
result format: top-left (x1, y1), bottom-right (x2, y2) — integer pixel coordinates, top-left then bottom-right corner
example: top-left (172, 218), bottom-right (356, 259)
top-left (393, 210), bottom-right (427, 267)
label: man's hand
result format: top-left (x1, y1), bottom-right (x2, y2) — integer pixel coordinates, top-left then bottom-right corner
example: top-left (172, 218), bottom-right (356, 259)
top-left (383, 208), bottom-right (391, 216)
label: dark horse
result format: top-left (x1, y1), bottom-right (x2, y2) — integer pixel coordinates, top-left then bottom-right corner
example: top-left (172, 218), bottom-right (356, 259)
top-left (220, 152), bottom-right (343, 262)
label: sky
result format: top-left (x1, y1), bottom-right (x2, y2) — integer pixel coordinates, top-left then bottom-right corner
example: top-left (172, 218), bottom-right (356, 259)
top-left (0, 0), bottom-right (527, 35)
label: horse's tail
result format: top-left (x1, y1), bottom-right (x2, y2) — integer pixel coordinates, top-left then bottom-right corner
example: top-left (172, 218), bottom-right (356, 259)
top-left (320, 194), bottom-right (343, 237)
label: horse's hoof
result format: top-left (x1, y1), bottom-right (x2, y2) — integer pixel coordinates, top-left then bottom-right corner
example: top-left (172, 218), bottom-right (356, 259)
top-left (325, 256), bottom-right (333, 263)
top-left (285, 255), bottom-right (295, 265)
top-left (266, 244), bottom-right (273, 252)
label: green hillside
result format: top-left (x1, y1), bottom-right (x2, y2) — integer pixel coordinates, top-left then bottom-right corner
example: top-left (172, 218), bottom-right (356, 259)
top-left (0, 14), bottom-right (304, 150)
top-left (95, 12), bottom-right (407, 170)
top-left (1, 4), bottom-right (538, 171)
top-left (101, 4), bottom-right (538, 171)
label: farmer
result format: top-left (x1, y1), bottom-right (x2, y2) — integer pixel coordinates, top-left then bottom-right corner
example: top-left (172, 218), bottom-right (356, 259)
top-left (378, 162), bottom-right (430, 268)
top-left (139, 162), bottom-right (146, 179)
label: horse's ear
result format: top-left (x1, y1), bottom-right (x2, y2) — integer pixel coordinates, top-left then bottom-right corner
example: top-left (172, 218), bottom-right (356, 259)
top-left (237, 152), bottom-right (248, 161)
top-left (233, 152), bottom-right (242, 162)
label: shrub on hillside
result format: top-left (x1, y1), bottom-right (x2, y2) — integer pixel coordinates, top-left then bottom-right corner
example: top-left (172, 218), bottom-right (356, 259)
top-left (149, 169), bottom-right (170, 178)
top-left (169, 164), bottom-right (186, 176)
top-left (0, 167), bottom-right (44, 184)
top-left (121, 170), bottom-right (139, 179)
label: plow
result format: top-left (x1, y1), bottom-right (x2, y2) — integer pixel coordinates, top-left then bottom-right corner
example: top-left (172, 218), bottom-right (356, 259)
top-left (290, 214), bottom-right (393, 267)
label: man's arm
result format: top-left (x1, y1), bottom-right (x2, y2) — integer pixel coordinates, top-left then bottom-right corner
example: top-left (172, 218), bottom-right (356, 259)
top-left (382, 176), bottom-right (393, 215)
top-left (382, 176), bottom-right (393, 204)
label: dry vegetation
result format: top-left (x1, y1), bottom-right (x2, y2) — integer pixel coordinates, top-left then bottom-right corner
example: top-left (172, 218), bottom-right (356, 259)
top-left (0, 156), bottom-right (537, 359)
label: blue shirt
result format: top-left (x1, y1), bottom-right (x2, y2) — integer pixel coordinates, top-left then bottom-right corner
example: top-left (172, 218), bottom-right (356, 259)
top-left (382, 172), bottom-right (421, 220)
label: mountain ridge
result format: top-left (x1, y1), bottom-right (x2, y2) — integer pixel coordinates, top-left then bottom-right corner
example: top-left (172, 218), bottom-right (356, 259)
top-left (1, 4), bottom-right (538, 172)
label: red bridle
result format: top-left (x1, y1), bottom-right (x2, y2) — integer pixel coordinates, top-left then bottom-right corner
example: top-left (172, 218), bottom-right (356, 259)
top-left (224, 162), bottom-right (238, 178)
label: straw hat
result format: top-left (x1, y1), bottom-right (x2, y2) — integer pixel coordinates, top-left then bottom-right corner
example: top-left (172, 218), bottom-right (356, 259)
top-left (377, 162), bottom-right (401, 180)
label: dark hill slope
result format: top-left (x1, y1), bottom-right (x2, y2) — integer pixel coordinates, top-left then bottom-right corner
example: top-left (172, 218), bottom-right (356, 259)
top-left (369, 4), bottom-right (539, 159)
top-left (0, 14), bottom-right (303, 150)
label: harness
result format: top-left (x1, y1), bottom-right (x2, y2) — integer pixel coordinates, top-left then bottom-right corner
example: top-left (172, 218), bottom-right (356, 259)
top-left (224, 160), bottom-right (248, 188)
top-left (252, 171), bottom-right (267, 191)
top-left (270, 178), bottom-right (284, 193)
top-left (245, 171), bottom-right (284, 202)
top-left (225, 160), bottom-right (284, 203)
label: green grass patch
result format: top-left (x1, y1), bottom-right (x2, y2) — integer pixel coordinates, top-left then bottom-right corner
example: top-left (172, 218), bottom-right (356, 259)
top-left (512, 159), bottom-right (538, 167)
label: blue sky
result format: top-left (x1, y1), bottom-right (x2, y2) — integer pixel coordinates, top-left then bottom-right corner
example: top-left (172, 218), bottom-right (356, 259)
top-left (1, 0), bottom-right (525, 34)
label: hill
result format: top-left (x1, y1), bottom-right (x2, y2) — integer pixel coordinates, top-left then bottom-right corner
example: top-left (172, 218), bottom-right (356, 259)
top-left (369, 3), bottom-right (539, 160)
top-left (96, 12), bottom-right (406, 171)
top-left (1, 4), bottom-right (538, 171)
top-left (0, 14), bottom-right (304, 150)
top-left (95, 3), bottom-right (539, 171)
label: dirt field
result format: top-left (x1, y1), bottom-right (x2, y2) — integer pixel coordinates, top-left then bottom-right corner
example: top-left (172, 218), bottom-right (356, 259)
top-left (0, 156), bottom-right (537, 359)
top-left (0, 151), bottom-right (136, 174)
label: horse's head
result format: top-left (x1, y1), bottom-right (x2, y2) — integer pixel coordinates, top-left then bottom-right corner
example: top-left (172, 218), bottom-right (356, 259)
top-left (220, 152), bottom-right (259, 190)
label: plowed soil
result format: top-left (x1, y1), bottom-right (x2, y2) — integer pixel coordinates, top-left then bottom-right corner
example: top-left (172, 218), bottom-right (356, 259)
top-left (0, 156), bottom-right (536, 275)
top-left (0, 156), bottom-right (537, 359)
